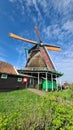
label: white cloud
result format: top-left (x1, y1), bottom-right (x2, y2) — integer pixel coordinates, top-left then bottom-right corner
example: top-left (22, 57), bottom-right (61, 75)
top-left (37, 0), bottom-right (48, 14)
top-left (52, 0), bottom-right (73, 13)
top-left (43, 24), bottom-right (61, 38)
top-left (26, 0), bottom-right (44, 24)
top-left (9, 0), bottom-right (25, 15)
top-left (62, 20), bottom-right (73, 33)
top-left (17, 0), bottom-right (25, 15)
top-left (9, 0), bottom-right (73, 25)
top-left (43, 19), bottom-right (73, 46)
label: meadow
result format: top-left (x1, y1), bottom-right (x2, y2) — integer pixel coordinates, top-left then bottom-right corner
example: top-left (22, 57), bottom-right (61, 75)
top-left (0, 85), bottom-right (73, 130)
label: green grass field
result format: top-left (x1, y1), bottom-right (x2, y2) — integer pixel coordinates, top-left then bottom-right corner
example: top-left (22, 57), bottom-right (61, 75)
top-left (0, 85), bottom-right (73, 130)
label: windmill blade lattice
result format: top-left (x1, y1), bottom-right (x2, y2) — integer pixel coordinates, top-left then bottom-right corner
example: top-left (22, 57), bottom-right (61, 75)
top-left (9, 27), bottom-right (61, 51)
top-left (9, 33), bottom-right (37, 44)
top-left (43, 44), bottom-right (61, 51)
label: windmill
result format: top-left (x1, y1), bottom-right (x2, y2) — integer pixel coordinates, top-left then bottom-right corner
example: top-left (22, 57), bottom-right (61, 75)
top-left (9, 26), bottom-right (61, 71)
top-left (9, 27), bottom-right (62, 91)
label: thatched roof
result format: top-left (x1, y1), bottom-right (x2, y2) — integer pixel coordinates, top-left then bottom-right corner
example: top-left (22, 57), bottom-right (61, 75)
top-left (0, 61), bottom-right (18, 75)
top-left (26, 46), bottom-right (55, 71)
top-left (26, 52), bottom-right (46, 67)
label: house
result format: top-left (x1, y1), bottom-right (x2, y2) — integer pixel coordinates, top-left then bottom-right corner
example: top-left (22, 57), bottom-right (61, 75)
top-left (0, 61), bottom-right (37, 91)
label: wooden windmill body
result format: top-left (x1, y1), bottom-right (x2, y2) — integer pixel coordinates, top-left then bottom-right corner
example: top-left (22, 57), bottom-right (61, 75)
top-left (9, 27), bottom-right (63, 91)
top-left (26, 44), bottom-right (55, 71)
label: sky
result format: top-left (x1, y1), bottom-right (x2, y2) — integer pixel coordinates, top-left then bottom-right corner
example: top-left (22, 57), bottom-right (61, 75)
top-left (0, 0), bottom-right (73, 83)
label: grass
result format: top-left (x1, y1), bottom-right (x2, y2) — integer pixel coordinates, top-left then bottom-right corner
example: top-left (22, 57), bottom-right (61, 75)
top-left (0, 90), bottom-right (41, 114)
top-left (0, 90), bottom-right (42, 130)
top-left (0, 85), bottom-right (73, 130)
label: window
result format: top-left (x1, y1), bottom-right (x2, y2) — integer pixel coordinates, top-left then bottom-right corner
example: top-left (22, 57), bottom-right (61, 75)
top-left (17, 78), bottom-right (22, 82)
top-left (1, 74), bottom-right (8, 79)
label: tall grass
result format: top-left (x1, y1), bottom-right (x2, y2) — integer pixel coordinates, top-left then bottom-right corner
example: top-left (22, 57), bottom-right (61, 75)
top-left (0, 85), bottom-right (73, 130)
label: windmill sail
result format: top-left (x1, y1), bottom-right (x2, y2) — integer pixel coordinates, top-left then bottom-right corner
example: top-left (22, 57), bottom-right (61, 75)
top-left (9, 27), bottom-right (61, 71)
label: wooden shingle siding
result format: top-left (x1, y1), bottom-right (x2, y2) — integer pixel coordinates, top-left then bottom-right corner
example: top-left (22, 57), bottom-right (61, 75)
top-left (40, 47), bottom-right (55, 71)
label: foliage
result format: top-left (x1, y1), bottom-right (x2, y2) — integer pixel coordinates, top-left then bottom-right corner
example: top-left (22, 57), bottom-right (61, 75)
top-left (0, 85), bottom-right (73, 130)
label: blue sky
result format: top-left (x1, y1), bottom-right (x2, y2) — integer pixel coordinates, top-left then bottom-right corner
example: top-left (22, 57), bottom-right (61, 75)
top-left (0, 0), bottom-right (73, 83)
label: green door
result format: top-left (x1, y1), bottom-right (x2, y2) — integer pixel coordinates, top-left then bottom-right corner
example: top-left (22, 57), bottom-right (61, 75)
top-left (42, 80), bottom-right (57, 90)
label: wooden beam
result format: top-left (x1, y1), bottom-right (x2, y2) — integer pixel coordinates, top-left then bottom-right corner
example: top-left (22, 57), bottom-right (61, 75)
top-left (46, 72), bottom-right (48, 91)
top-left (51, 74), bottom-right (53, 91)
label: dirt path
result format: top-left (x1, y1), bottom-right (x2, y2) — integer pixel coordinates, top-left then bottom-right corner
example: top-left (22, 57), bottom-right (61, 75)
top-left (27, 88), bottom-right (46, 96)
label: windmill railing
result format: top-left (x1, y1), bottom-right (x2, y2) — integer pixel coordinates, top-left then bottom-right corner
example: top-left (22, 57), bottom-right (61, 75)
top-left (24, 67), bottom-right (59, 73)
top-left (24, 67), bottom-right (50, 71)
top-left (24, 67), bottom-right (62, 75)
top-left (18, 67), bottom-right (63, 78)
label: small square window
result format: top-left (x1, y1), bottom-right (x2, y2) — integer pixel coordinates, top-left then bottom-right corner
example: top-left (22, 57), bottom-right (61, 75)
top-left (17, 78), bottom-right (22, 82)
top-left (1, 74), bottom-right (7, 79)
